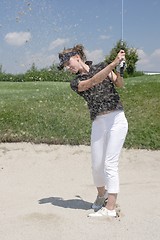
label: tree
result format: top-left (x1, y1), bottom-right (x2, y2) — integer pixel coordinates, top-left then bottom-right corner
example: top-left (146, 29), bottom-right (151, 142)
top-left (27, 62), bottom-right (38, 73)
top-left (0, 64), bottom-right (4, 73)
top-left (105, 40), bottom-right (139, 76)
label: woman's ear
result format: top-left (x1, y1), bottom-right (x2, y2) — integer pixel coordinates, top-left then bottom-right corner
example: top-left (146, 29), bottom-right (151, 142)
top-left (75, 54), bottom-right (80, 60)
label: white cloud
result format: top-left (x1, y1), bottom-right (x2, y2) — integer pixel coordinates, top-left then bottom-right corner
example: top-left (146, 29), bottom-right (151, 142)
top-left (151, 49), bottom-right (160, 57)
top-left (5, 32), bottom-right (31, 46)
top-left (22, 48), bottom-right (104, 71)
top-left (99, 35), bottom-right (111, 40)
top-left (25, 52), bottom-right (58, 70)
top-left (49, 38), bottom-right (69, 50)
top-left (137, 49), bottom-right (147, 58)
top-left (137, 49), bottom-right (149, 65)
top-left (16, 38), bottom-right (69, 72)
top-left (137, 48), bottom-right (160, 71)
top-left (85, 49), bottom-right (104, 64)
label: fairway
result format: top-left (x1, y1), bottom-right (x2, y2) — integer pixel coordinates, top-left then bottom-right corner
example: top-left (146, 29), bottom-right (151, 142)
top-left (0, 75), bottom-right (159, 149)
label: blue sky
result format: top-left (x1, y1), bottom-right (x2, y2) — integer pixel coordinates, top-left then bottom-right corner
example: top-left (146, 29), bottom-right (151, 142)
top-left (0, 0), bottom-right (160, 74)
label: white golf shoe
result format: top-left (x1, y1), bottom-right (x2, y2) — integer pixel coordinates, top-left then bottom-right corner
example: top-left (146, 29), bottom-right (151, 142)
top-left (88, 207), bottom-right (116, 218)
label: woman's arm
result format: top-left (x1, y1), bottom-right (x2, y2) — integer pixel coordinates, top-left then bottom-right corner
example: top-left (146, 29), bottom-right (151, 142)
top-left (78, 50), bottom-right (125, 92)
top-left (108, 71), bottom-right (124, 88)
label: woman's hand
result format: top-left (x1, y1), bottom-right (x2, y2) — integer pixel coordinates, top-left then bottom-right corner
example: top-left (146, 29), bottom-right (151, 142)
top-left (78, 50), bottom-right (126, 92)
top-left (109, 50), bottom-right (126, 88)
top-left (113, 50), bottom-right (125, 66)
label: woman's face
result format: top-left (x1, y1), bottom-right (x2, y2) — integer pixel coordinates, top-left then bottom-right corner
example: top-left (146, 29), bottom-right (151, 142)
top-left (64, 55), bottom-right (81, 73)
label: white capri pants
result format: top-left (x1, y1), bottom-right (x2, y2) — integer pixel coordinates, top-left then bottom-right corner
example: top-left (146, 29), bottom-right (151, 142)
top-left (91, 110), bottom-right (128, 193)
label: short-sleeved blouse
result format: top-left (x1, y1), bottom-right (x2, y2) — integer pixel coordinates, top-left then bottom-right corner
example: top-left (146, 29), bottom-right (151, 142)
top-left (70, 62), bottom-right (123, 121)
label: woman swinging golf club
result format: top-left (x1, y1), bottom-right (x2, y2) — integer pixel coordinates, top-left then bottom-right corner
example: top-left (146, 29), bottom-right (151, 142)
top-left (58, 44), bottom-right (128, 218)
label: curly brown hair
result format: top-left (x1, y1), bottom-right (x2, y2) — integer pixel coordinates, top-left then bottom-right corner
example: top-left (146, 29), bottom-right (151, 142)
top-left (60, 44), bottom-right (87, 62)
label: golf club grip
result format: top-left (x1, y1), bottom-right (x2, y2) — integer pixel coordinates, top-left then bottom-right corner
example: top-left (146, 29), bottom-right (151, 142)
top-left (120, 67), bottom-right (124, 77)
top-left (120, 61), bottom-right (125, 77)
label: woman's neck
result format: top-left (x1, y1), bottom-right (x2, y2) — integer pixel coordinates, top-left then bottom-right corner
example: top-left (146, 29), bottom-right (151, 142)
top-left (78, 60), bottom-right (90, 74)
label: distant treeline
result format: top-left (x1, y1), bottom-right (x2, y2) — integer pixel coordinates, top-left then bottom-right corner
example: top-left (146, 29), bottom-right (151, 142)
top-left (0, 63), bottom-right (144, 82)
top-left (0, 64), bottom-right (73, 82)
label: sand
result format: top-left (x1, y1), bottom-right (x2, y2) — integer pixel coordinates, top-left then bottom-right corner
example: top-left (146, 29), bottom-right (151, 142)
top-left (0, 143), bottom-right (160, 240)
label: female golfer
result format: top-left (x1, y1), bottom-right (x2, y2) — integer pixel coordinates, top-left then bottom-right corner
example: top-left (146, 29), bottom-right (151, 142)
top-left (58, 44), bottom-right (128, 217)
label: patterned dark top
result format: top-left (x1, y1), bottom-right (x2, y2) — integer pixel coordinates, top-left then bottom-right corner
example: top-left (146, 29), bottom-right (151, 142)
top-left (70, 62), bottom-right (123, 121)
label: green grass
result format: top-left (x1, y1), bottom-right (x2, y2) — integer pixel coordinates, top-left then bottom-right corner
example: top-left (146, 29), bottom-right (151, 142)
top-left (0, 75), bottom-right (159, 149)
top-left (118, 75), bottom-right (160, 149)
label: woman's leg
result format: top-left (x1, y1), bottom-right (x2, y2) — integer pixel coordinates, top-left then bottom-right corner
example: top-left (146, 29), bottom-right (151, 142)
top-left (89, 111), bottom-right (128, 217)
top-left (91, 117), bottom-right (107, 190)
top-left (91, 117), bottom-right (109, 209)
top-left (96, 186), bottom-right (106, 197)
top-left (104, 111), bottom-right (128, 210)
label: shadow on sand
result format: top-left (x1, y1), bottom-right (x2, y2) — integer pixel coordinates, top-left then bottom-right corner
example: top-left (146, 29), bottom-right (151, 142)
top-left (38, 196), bottom-right (92, 210)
